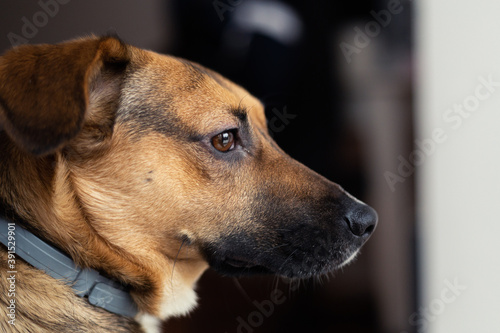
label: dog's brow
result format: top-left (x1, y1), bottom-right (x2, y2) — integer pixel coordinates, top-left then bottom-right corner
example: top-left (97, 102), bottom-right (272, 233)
top-left (231, 107), bottom-right (248, 124)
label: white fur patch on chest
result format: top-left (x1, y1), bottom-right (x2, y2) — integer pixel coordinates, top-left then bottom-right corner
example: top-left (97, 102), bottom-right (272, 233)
top-left (137, 277), bottom-right (199, 333)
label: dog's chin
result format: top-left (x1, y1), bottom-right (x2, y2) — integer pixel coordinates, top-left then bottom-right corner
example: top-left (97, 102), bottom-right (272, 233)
top-left (204, 246), bottom-right (360, 279)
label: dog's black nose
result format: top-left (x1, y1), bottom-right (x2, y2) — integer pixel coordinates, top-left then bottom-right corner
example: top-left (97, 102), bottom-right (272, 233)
top-left (345, 204), bottom-right (378, 238)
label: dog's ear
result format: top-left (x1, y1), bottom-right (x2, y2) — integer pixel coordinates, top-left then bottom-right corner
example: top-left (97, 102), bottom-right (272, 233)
top-left (0, 36), bottom-right (129, 155)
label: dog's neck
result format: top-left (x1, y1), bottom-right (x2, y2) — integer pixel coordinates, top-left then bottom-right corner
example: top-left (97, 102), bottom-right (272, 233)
top-left (0, 247), bottom-right (143, 332)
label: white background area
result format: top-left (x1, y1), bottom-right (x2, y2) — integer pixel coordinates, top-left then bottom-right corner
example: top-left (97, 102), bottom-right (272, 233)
top-left (417, 0), bottom-right (500, 331)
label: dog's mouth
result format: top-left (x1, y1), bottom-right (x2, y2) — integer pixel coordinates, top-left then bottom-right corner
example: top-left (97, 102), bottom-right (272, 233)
top-left (202, 237), bottom-right (362, 278)
top-left (199, 211), bottom-right (374, 278)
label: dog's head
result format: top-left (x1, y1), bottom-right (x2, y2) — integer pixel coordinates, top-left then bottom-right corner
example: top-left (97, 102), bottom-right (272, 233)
top-left (0, 36), bottom-right (377, 320)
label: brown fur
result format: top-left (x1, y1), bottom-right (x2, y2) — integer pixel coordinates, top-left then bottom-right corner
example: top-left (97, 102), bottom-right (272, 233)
top-left (0, 36), bottom-right (376, 332)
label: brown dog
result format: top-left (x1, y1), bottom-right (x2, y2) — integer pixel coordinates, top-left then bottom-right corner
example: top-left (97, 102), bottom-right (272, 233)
top-left (0, 36), bottom-right (377, 332)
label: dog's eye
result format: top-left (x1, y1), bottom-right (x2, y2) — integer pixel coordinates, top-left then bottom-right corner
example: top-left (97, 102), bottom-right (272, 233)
top-left (212, 131), bottom-right (235, 152)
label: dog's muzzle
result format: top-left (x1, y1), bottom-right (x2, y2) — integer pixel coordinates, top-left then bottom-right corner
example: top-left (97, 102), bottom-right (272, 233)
top-left (202, 193), bottom-right (378, 279)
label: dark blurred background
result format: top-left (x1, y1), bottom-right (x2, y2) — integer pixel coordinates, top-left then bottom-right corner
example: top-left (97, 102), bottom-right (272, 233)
top-left (0, 1), bottom-right (414, 332)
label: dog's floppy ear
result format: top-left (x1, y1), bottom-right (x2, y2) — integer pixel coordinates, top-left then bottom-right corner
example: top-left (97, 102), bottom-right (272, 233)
top-left (0, 36), bottom-right (129, 155)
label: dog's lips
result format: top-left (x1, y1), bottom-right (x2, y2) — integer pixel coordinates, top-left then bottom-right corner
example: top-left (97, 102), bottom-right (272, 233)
top-left (210, 251), bottom-right (343, 278)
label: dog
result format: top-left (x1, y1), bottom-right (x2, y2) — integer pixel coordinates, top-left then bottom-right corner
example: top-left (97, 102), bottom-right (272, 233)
top-left (0, 36), bottom-right (377, 332)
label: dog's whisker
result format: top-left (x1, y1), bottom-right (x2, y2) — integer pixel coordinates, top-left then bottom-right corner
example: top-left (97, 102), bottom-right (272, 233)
top-left (277, 249), bottom-right (298, 276)
top-left (237, 94), bottom-right (250, 111)
top-left (269, 243), bottom-right (289, 250)
top-left (170, 238), bottom-right (187, 294)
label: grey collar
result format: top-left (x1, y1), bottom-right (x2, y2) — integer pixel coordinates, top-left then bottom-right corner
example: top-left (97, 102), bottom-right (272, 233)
top-left (0, 217), bottom-right (138, 318)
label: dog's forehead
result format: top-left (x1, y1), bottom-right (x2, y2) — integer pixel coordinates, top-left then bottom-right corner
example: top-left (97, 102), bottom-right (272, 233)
top-left (120, 51), bottom-right (266, 136)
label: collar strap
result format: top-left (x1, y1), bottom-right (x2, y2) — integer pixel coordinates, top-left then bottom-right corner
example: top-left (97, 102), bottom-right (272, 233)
top-left (0, 217), bottom-right (138, 318)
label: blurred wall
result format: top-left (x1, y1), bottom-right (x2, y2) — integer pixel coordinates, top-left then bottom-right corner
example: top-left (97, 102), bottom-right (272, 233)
top-left (0, 0), bottom-right (171, 53)
top-left (417, 1), bottom-right (500, 332)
